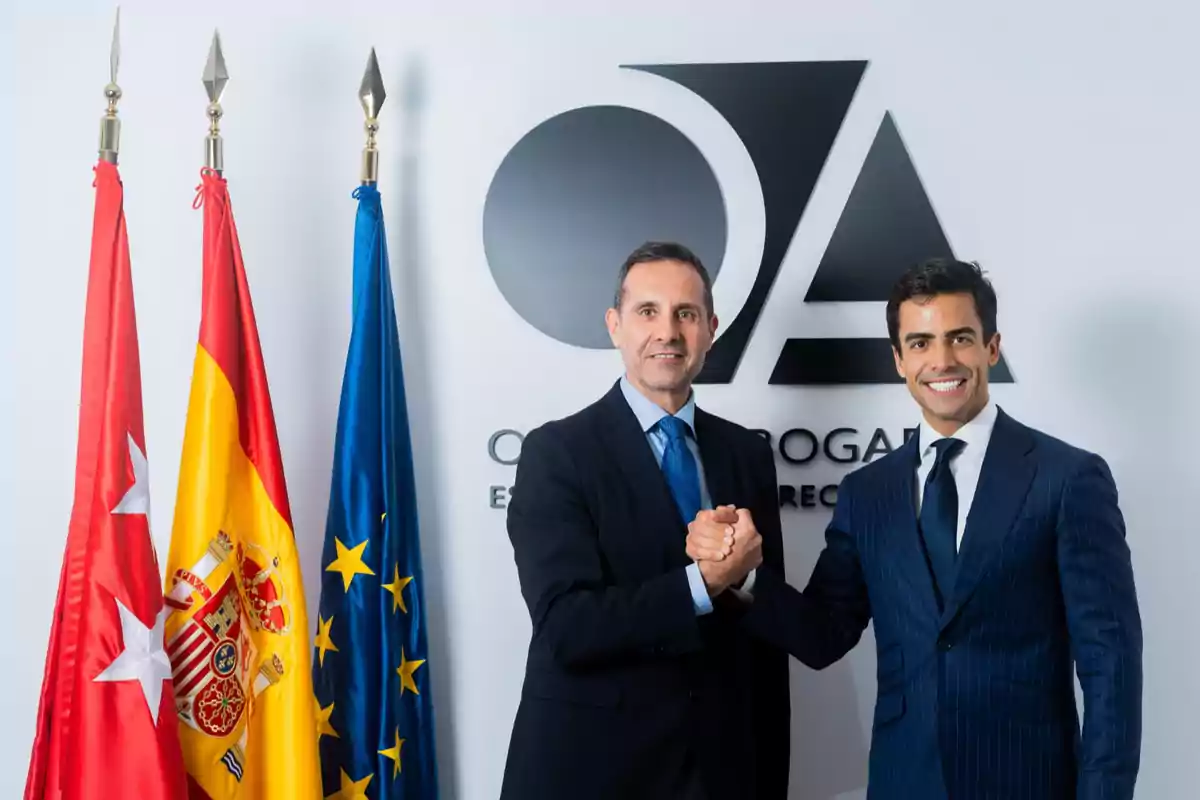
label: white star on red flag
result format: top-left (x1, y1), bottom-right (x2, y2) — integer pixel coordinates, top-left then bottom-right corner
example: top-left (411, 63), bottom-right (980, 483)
top-left (111, 432), bottom-right (150, 519)
top-left (93, 600), bottom-right (173, 725)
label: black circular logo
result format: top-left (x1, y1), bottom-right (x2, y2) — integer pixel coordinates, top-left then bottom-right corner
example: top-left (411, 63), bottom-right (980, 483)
top-left (482, 105), bottom-right (726, 349)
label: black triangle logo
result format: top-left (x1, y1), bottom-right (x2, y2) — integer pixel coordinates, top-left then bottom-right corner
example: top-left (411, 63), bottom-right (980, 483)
top-left (806, 112), bottom-right (953, 302)
top-left (772, 112), bottom-right (1014, 384)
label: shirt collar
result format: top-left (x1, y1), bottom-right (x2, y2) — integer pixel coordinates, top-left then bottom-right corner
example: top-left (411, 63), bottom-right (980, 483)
top-left (620, 375), bottom-right (697, 436)
top-left (918, 398), bottom-right (997, 465)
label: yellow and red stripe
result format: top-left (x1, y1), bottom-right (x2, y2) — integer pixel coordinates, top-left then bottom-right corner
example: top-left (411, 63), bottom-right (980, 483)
top-left (165, 170), bottom-right (321, 800)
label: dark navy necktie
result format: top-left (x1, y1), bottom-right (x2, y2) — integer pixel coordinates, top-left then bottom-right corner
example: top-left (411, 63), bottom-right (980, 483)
top-left (656, 416), bottom-right (702, 527)
top-left (920, 437), bottom-right (965, 606)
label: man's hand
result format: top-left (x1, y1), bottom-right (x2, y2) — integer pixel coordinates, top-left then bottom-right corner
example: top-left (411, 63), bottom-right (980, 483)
top-left (688, 506), bottom-right (762, 596)
top-left (686, 506), bottom-right (737, 561)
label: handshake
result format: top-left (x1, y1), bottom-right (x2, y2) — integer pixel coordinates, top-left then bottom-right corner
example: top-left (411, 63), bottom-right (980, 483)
top-left (686, 505), bottom-right (763, 597)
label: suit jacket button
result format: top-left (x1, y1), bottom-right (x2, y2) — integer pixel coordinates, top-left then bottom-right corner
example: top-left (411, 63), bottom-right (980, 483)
top-left (940, 641), bottom-right (953, 652)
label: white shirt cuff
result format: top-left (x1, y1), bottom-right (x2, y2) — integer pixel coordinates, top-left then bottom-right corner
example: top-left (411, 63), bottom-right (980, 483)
top-left (685, 562), bottom-right (714, 615)
top-left (740, 567), bottom-right (757, 594)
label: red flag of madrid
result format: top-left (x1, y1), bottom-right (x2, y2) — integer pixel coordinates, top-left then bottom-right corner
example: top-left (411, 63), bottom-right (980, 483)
top-left (24, 159), bottom-right (188, 799)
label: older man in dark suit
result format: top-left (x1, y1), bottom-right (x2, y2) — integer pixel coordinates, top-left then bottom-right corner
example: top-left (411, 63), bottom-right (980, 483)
top-left (501, 241), bottom-right (790, 800)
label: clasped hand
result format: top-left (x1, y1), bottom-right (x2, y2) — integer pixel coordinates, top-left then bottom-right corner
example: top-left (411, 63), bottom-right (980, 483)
top-left (686, 505), bottom-right (762, 596)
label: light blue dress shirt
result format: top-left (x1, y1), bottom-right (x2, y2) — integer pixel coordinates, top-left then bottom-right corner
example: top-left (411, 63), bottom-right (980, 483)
top-left (619, 377), bottom-right (714, 616)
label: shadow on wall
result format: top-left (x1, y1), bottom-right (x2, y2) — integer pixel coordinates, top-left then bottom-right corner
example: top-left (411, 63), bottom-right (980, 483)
top-left (1061, 294), bottom-right (1192, 499)
top-left (392, 57), bottom-right (462, 800)
top-left (780, 513), bottom-right (870, 800)
top-left (788, 659), bottom-right (870, 800)
top-left (1058, 292), bottom-right (1191, 580)
top-left (1061, 293), bottom-right (1197, 798)
top-left (285, 33), bottom-right (349, 655)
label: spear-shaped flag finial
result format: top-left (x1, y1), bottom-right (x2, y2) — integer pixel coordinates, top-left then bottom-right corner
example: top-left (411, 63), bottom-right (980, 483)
top-left (203, 29), bottom-right (228, 104)
top-left (99, 6), bottom-right (122, 163)
top-left (203, 29), bottom-right (228, 173)
top-left (360, 47), bottom-right (386, 120)
top-left (360, 47), bottom-right (386, 185)
top-left (110, 6), bottom-right (121, 86)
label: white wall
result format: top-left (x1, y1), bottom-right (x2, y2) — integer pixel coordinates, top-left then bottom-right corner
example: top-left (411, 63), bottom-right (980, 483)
top-left (7, 1), bottom-right (1198, 798)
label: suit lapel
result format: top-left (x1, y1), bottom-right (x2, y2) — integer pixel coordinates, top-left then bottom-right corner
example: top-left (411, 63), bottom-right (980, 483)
top-left (595, 382), bottom-right (690, 563)
top-left (883, 435), bottom-right (943, 618)
top-left (939, 409), bottom-right (1036, 631)
top-left (694, 410), bottom-right (737, 508)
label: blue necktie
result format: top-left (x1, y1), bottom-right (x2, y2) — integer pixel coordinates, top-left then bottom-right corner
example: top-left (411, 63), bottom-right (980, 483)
top-left (657, 416), bottom-right (702, 527)
top-left (920, 437), bottom-right (965, 606)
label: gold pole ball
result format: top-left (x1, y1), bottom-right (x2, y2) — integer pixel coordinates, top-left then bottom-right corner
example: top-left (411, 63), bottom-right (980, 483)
top-left (104, 83), bottom-right (122, 103)
top-left (364, 119), bottom-right (380, 135)
top-left (207, 102), bottom-right (223, 122)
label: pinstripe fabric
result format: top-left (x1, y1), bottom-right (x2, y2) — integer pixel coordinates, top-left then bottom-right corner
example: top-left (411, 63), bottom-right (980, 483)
top-left (747, 409), bottom-right (1142, 800)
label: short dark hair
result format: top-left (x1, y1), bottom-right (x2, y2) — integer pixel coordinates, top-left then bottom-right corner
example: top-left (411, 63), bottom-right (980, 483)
top-left (613, 241), bottom-right (714, 317)
top-left (886, 258), bottom-right (998, 349)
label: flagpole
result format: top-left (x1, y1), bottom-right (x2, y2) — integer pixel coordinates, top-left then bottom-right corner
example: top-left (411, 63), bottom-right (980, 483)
top-left (165, 28), bottom-right (324, 798)
top-left (202, 29), bottom-right (228, 175)
top-left (99, 6), bottom-right (121, 164)
top-left (360, 47), bottom-right (385, 186)
top-left (313, 45), bottom-right (438, 796)
top-left (26, 8), bottom-right (193, 798)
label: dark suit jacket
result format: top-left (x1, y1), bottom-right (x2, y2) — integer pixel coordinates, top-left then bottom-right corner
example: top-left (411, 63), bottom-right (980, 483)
top-left (744, 408), bottom-right (1142, 800)
top-left (501, 381), bottom-right (791, 800)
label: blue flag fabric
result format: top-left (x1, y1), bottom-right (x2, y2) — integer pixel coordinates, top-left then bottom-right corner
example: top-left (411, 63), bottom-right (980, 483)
top-left (313, 184), bottom-right (438, 798)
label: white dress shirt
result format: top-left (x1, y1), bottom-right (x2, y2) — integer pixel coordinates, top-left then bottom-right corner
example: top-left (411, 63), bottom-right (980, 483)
top-left (915, 399), bottom-right (998, 550)
top-left (619, 377), bottom-right (718, 615)
top-left (617, 377), bottom-right (757, 606)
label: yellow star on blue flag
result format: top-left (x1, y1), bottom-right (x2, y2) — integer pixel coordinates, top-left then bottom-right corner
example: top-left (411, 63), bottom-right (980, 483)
top-left (311, 173), bottom-right (439, 798)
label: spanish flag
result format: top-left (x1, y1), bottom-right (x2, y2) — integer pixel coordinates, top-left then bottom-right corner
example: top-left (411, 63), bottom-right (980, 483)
top-left (163, 168), bottom-right (321, 798)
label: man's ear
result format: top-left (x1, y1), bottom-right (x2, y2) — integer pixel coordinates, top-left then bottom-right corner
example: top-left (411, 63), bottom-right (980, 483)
top-left (605, 307), bottom-right (621, 347)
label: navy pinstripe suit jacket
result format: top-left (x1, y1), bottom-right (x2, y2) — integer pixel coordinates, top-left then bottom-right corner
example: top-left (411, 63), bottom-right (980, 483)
top-left (745, 408), bottom-right (1142, 799)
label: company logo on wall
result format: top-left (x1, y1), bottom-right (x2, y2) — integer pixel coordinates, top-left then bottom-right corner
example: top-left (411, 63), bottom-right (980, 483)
top-left (483, 61), bottom-right (1013, 384)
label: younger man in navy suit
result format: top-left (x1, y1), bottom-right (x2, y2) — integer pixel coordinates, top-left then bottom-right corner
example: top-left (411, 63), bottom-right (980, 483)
top-left (690, 259), bottom-right (1143, 799)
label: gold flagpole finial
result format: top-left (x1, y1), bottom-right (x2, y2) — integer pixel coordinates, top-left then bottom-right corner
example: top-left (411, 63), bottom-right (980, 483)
top-left (202, 29), bottom-right (229, 174)
top-left (99, 7), bottom-right (122, 164)
top-left (359, 47), bottom-right (386, 185)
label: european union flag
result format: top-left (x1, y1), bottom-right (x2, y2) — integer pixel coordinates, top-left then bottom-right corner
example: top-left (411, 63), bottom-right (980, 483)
top-left (313, 183), bottom-right (439, 799)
